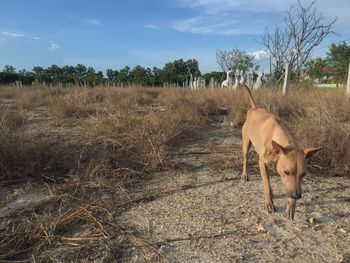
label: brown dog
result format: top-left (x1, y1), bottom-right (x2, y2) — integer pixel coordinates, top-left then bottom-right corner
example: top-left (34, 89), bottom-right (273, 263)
top-left (241, 85), bottom-right (321, 219)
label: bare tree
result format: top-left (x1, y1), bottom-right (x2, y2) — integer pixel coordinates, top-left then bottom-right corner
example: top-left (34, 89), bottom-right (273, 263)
top-left (216, 48), bottom-right (258, 73)
top-left (262, 0), bottom-right (336, 78)
top-left (263, 26), bottom-right (289, 80)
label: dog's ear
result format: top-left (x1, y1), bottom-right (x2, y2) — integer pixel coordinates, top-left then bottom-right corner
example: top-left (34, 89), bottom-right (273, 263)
top-left (303, 147), bottom-right (322, 159)
top-left (272, 140), bottom-right (285, 154)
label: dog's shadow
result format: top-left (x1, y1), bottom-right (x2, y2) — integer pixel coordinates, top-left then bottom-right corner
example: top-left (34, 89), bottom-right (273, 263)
top-left (274, 205), bottom-right (286, 213)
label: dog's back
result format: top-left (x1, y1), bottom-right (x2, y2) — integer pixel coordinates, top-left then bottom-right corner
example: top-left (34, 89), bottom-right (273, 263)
top-left (242, 86), bottom-right (295, 161)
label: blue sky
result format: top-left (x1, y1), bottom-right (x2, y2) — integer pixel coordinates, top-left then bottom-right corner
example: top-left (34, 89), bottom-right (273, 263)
top-left (1, 0), bottom-right (349, 74)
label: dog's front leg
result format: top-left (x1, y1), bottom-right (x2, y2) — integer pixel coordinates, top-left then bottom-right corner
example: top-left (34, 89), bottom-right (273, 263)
top-left (259, 159), bottom-right (275, 213)
top-left (285, 198), bottom-right (296, 219)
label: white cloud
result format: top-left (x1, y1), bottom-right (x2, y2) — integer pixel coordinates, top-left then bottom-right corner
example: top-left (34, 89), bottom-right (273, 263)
top-left (67, 15), bottom-right (103, 27)
top-left (250, 49), bottom-right (268, 60)
top-left (2, 31), bottom-right (58, 51)
top-left (144, 24), bottom-right (159, 30)
top-left (176, 0), bottom-right (346, 15)
top-left (87, 19), bottom-right (102, 26)
top-left (2, 31), bottom-right (41, 40)
top-left (173, 15), bottom-right (267, 36)
top-left (174, 0), bottom-right (345, 36)
top-left (49, 41), bottom-right (59, 51)
top-left (172, 0), bottom-right (281, 36)
top-left (2, 32), bottom-right (25, 38)
top-left (177, 0), bottom-right (291, 14)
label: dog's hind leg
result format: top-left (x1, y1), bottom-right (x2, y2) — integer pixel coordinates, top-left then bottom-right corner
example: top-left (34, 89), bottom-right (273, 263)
top-left (259, 159), bottom-right (275, 213)
top-left (241, 129), bottom-right (251, 182)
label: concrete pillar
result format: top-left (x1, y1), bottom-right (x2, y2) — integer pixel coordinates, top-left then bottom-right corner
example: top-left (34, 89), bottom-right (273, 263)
top-left (283, 63), bottom-right (291, 96)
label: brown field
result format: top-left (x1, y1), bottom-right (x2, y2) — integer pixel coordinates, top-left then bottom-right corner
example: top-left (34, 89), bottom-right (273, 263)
top-left (0, 85), bottom-right (349, 262)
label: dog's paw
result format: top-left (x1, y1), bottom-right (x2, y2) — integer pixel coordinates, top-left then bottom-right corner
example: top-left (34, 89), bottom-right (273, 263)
top-left (240, 174), bottom-right (249, 182)
top-left (285, 198), bottom-right (296, 219)
top-left (285, 207), bottom-right (295, 219)
top-left (265, 201), bottom-right (275, 213)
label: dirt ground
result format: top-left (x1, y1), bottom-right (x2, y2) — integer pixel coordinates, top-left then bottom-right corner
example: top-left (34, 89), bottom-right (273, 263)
top-left (117, 127), bottom-right (350, 262)
top-left (1, 100), bottom-right (349, 262)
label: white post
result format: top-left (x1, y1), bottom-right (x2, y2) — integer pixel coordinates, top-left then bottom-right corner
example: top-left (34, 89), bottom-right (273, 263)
top-left (283, 63), bottom-right (291, 96)
top-left (254, 72), bottom-right (263, 90)
top-left (346, 57), bottom-right (350, 98)
top-left (233, 69), bottom-right (239, 90)
top-left (239, 70), bottom-right (245, 86)
top-left (247, 68), bottom-right (253, 88)
top-left (210, 77), bottom-right (214, 90)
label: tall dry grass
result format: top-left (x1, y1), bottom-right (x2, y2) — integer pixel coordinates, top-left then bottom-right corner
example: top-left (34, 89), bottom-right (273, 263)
top-left (252, 88), bottom-right (350, 173)
top-left (1, 85), bottom-right (349, 181)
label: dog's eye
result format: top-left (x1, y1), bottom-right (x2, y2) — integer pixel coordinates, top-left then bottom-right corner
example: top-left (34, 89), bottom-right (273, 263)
top-left (284, 171), bottom-right (290, 175)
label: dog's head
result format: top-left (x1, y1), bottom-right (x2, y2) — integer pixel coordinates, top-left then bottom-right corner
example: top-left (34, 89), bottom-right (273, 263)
top-left (272, 140), bottom-right (321, 199)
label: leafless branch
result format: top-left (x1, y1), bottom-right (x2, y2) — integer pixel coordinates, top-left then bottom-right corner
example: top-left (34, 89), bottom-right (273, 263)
top-left (261, 0), bottom-right (337, 78)
top-left (216, 48), bottom-right (256, 72)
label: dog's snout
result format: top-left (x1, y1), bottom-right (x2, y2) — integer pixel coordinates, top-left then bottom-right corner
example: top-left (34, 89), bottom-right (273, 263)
top-left (289, 192), bottom-right (302, 199)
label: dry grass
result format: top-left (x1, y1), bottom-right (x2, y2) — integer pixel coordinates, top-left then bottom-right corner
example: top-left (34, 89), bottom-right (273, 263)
top-left (0, 176), bottom-right (126, 262)
top-left (253, 88), bottom-right (350, 172)
top-left (14, 88), bottom-right (49, 110)
top-left (0, 85), bottom-right (349, 261)
top-left (0, 86), bottom-right (18, 100)
top-left (0, 109), bottom-right (26, 131)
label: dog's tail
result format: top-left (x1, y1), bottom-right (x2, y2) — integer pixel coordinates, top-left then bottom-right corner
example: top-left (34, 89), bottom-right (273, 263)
top-left (243, 85), bottom-right (257, 109)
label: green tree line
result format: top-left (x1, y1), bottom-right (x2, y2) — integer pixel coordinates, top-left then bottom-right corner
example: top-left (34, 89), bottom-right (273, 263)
top-left (0, 59), bottom-right (206, 87)
top-left (305, 41), bottom-right (350, 82)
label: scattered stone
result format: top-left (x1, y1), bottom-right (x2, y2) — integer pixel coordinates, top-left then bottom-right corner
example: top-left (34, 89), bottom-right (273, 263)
top-left (309, 217), bottom-right (316, 224)
top-left (258, 223), bottom-right (267, 233)
top-left (339, 228), bottom-right (346, 234)
top-left (308, 213), bottom-right (336, 224)
top-left (317, 215), bottom-right (336, 223)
